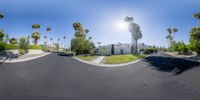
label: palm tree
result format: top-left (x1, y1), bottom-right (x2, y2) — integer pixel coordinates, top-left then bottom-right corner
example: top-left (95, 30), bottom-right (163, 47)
top-left (124, 16), bottom-right (134, 23)
top-left (166, 34), bottom-right (173, 48)
top-left (0, 13), bottom-right (4, 19)
top-left (31, 24), bottom-right (41, 45)
top-left (97, 42), bottom-right (101, 47)
top-left (63, 36), bottom-right (66, 49)
top-left (193, 13), bottom-right (200, 26)
top-left (45, 27), bottom-right (51, 44)
top-left (31, 32), bottom-right (40, 45)
top-left (166, 28), bottom-right (178, 48)
top-left (125, 16), bottom-right (142, 55)
top-left (173, 28), bottom-right (178, 40)
top-left (32, 24), bottom-right (40, 32)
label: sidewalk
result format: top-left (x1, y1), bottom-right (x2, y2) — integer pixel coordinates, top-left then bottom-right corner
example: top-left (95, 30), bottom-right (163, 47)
top-left (91, 56), bottom-right (104, 64)
top-left (164, 52), bottom-right (200, 63)
top-left (0, 52), bottom-right (50, 63)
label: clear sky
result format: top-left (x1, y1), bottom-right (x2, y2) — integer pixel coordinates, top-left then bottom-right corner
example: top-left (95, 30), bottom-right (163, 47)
top-left (0, 0), bottom-right (199, 47)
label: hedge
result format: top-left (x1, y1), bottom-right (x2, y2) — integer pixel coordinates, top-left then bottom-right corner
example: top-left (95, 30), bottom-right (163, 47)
top-left (5, 44), bottom-right (19, 50)
top-left (0, 43), bottom-right (19, 51)
top-left (29, 45), bottom-right (42, 50)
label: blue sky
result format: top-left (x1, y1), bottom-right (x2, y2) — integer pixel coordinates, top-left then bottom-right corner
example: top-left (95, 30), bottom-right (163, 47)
top-left (0, 0), bottom-right (199, 47)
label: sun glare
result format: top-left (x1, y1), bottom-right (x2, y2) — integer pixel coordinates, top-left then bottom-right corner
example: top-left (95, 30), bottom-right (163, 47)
top-left (115, 21), bottom-right (128, 31)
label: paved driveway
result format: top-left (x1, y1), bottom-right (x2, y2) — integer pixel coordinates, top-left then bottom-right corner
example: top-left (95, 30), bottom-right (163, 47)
top-left (0, 52), bottom-right (200, 100)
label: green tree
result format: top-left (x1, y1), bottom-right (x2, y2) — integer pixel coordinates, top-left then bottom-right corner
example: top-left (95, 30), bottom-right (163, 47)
top-left (189, 27), bottom-right (200, 56)
top-left (125, 16), bottom-right (142, 55)
top-left (71, 22), bottom-right (94, 54)
top-left (9, 38), bottom-right (17, 44)
top-left (0, 29), bottom-right (5, 42)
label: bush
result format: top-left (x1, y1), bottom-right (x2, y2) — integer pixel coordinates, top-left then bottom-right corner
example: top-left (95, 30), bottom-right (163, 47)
top-left (64, 51), bottom-right (76, 56)
top-left (5, 44), bottom-right (19, 50)
top-left (19, 49), bottom-right (25, 55)
top-left (42, 47), bottom-right (49, 52)
top-left (143, 48), bottom-right (157, 54)
top-left (189, 27), bottom-right (200, 56)
top-left (190, 39), bottom-right (200, 56)
top-left (0, 42), bottom-right (6, 51)
top-left (29, 45), bottom-right (42, 50)
top-left (172, 41), bottom-right (189, 55)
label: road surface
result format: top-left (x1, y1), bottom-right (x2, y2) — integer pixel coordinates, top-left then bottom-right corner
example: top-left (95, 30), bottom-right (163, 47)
top-left (0, 52), bottom-right (200, 100)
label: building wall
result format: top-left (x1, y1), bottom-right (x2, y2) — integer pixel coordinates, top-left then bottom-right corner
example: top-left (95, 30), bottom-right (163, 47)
top-left (113, 44), bottom-right (131, 55)
top-left (98, 43), bottom-right (151, 56)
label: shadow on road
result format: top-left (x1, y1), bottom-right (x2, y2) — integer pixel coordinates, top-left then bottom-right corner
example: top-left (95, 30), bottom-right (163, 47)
top-left (143, 56), bottom-right (200, 75)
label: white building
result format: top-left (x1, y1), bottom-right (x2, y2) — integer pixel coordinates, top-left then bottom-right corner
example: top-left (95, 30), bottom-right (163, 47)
top-left (98, 43), bottom-right (151, 56)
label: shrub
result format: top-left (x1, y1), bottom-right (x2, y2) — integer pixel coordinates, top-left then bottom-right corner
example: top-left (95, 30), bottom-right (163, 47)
top-left (0, 42), bottom-right (6, 51)
top-left (42, 47), bottom-right (49, 52)
top-left (172, 41), bottom-right (189, 55)
top-left (64, 51), bottom-right (76, 56)
top-left (5, 44), bottom-right (19, 50)
top-left (19, 49), bottom-right (25, 55)
top-left (9, 38), bottom-right (18, 44)
top-left (29, 45), bottom-right (42, 50)
top-left (19, 37), bottom-right (29, 54)
top-left (143, 48), bottom-right (157, 54)
top-left (189, 27), bottom-right (200, 56)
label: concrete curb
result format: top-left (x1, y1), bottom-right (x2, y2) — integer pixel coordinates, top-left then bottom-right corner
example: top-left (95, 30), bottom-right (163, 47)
top-left (163, 52), bottom-right (200, 63)
top-left (3, 53), bottom-right (50, 63)
top-left (73, 56), bottom-right (145, 67)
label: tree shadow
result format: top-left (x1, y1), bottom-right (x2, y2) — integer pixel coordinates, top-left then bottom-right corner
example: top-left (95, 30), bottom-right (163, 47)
top-left (0, 51), bottom-right (19, 65)
top-left (57, 52), bottom-right (73, 57)
top-left (142, 56), bottom-right (200, 75)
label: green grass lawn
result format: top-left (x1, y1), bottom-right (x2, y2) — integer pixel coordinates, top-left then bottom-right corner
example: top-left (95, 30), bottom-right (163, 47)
top-left (75, 55), bottom-right (98, 61)
top-left (103, 54), bottom-right (146, 64)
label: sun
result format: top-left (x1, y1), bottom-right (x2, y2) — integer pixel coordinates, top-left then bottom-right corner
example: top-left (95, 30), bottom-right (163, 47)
top-left (115, 21), bottom-right (128, 31)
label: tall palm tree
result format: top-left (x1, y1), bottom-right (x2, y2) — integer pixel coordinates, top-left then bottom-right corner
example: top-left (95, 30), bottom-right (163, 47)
top-left (44, 36), bottom-right (47, 40)
top-left (31, 32), bottom-right (40, 45)
top-left (50, 37), bottom-right (53, 45)
top-left (0, 13), bottom-right (4, 19)
top-left (31, 24), bottom-right (41, 45)
top-left (173, 28), bottom-right (178, 40)
top-left (125, 16), bottom-right (142, 55)
top-left (193, 13), bottom-right (200, 26)
top-left (166, 34), bottom-right (173, 48)
top-left (63, 36), bottom-right (66, 49)
top-left (45, 27), bottom-right (51, 44)
top-left (97, 42), bottom-right (101, 47)
top-left (166, 28), bottom-right (178, 48)
top-left (32, 24), bottom-right (40, 32)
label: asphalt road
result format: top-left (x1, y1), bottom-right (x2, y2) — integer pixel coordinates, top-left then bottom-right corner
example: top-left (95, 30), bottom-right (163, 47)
top-left (0, 52), bottom-right (200, 100)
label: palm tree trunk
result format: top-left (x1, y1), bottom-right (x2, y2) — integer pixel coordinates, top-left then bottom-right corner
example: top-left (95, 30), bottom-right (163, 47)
top-left (135, 39), bottom-right (138, 55)
top-left (34, 39), bottom-right (37, 45)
